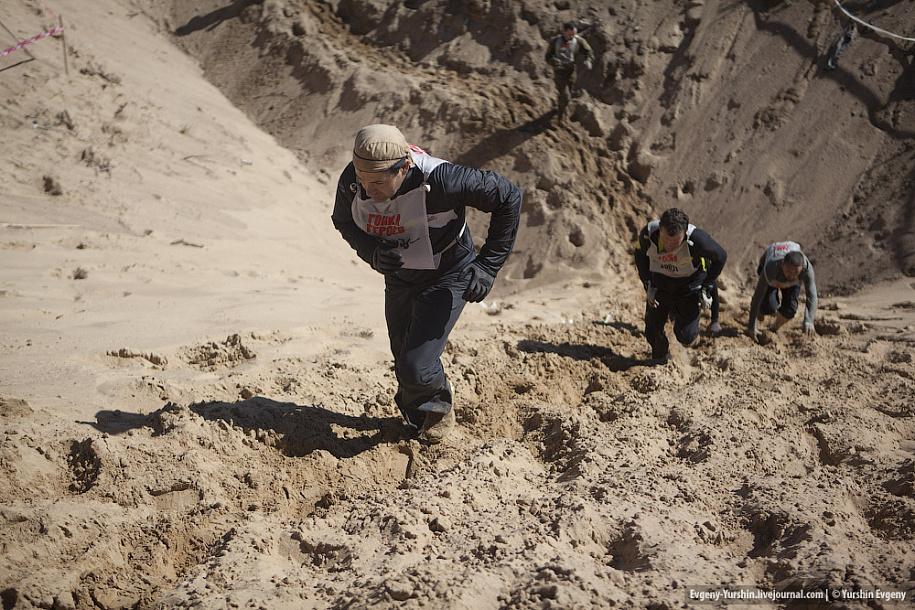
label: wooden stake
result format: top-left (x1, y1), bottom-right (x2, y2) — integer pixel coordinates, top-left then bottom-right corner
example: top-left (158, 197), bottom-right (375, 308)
top-left (60, 15), bottom-right (68, 75)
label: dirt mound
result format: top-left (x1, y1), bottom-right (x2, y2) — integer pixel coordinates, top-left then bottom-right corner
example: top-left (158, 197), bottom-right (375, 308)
top-left (146, 0), bottom-right (915, 295)
top-left (3, 291), bottom-right (914, 607)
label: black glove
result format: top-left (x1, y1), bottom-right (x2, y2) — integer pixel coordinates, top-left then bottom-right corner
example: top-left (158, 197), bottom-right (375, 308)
top-left (461, 262), bottom-right (495, 303)
top-left (371, 245), bottom-right (404, 275)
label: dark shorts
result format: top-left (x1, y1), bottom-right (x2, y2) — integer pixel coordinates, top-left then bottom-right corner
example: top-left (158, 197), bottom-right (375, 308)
top-left (761, 284), bottom-right (800, 318)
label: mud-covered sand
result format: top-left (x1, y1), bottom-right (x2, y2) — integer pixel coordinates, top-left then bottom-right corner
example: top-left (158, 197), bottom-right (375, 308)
top-left (2, 1), bottom-right (915, 608)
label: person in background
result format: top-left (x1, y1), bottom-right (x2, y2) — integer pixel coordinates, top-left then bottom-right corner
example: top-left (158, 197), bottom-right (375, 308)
top-left (634, 207), bottom-right (727, 364)
top-left (331, 125), bottom-right (522, 443)
top-left (545, 21), bottom-right (594, 123)
top-left (747, 242), bottom-right (818, 341)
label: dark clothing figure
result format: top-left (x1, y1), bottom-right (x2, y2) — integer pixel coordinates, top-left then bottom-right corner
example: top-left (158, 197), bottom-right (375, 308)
top-left (747, 241), bottom-right (817, 339)
top-left (545, 24), bottom-right (594, 119)
top-left (332, 125), bottom-right (522, 441)
top-left (826, 23), bottom-right (857, 70)
top-left (634, 216), bottom-right (727, 361)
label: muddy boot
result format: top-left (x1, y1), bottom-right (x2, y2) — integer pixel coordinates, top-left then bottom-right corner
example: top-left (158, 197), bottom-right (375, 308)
top-left (556, 91), bottom-right (570, 125)
top-left (650, 352), bottom-right (672, 366)
top-left (417, 381), bottom-right (455, 443)
top-left (548, 105), bottom-right (565, 129)
top-left (420, 408), bottom-right (455, 444)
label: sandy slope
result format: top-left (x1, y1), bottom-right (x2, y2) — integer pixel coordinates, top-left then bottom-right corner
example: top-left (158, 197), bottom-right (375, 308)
top-left (148, 0), bottom-right (915, 294)
top-left (1, 1), bottom-right (915, 609)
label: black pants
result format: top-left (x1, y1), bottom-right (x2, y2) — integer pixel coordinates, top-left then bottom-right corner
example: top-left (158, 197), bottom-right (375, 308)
top-left (385, 266), bottom-right (466, 428)
top-left (644, 289), bottom-right (701, 359)
top-left (552, 64), bottom-right (575, 115)
top-left (760, 284), bottom-right (800, 319)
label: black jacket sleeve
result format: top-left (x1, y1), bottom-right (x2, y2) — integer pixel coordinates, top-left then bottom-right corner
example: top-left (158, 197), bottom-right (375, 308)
top-left (633, 224), bottom-right (653, 288)
top-left (689, 228), bottom-right (727, 286)
top-left (430, 164), bottom-right (522, 276)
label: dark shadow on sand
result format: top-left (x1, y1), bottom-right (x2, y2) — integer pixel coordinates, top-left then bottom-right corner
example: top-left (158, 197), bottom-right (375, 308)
top-left (174, 0), bottom-right (260, 36)
top-left (453, 111), bottom-right (557, 168)
top-left (90, 397), bottom-right (405, 460)
top-left (517, 337), bottom-right (653, 372)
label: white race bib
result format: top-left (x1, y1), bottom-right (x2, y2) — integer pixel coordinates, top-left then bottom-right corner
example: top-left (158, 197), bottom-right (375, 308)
top-left (352, 184), bottom-right (438, 270)
top-left (645, 222), bottom-right (699, 278)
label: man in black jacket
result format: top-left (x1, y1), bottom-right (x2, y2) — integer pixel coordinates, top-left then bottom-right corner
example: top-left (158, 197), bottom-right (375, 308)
top-left (634, 207), bottom-right (727, 364)
top-left (332, 125), bottom-right (522, 442)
